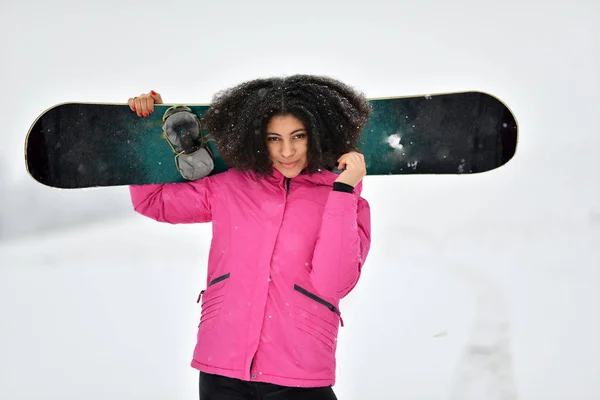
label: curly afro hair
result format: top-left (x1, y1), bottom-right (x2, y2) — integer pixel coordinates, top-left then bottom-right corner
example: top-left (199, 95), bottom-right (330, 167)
top-left (201, 74), bottom-right (373, 177)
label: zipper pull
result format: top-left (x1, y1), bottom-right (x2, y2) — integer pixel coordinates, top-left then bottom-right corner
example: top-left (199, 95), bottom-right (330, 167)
top-left (329, 305), bottom-right (344, 327)
top-left (196, 289), bottom-right (205, 303)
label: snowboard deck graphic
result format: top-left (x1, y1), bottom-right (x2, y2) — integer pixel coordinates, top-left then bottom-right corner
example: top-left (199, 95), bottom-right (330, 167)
top-left (25, 91), bottom-right (518, 189)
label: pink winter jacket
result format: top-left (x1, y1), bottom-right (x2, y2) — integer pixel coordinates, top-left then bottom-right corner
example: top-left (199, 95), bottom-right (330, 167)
top-left (129, 167), bottom-right (371, 388)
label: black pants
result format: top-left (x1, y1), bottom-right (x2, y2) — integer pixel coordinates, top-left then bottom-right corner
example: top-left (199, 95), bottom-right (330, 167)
top-left (199, 372), bottom-right (338, 400)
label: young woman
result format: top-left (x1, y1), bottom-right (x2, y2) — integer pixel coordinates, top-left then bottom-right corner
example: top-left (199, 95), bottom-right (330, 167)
top-left (128, 75), bottom-right (373, 400)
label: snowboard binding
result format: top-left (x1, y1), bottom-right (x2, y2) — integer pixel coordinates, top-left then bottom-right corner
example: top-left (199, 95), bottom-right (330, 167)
top-left (161, 105), bottom-right (214, 181)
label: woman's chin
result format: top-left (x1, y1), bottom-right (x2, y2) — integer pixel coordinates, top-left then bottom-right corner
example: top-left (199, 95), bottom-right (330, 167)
top-left (276, 167), bottom-right (301, 178)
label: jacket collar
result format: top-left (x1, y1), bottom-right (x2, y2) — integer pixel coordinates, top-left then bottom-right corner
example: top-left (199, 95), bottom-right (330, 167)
top-left (264, 166), bottom-right (363, 195)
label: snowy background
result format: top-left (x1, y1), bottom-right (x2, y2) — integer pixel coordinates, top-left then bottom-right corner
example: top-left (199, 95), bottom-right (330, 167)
top-left (1, 0), bottom-right (599, 399)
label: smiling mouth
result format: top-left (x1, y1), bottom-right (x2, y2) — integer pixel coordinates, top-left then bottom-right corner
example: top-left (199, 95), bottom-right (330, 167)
top-left (279, 161), bottom-right (298, 168)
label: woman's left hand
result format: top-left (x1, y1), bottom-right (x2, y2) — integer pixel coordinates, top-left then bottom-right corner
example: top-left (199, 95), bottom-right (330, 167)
top-left (335, 151), bottom-right (367, 187)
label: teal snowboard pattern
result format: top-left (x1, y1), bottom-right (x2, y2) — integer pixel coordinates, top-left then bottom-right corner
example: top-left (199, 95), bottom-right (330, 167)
top-left (25, 91), bottom-right (518, 189)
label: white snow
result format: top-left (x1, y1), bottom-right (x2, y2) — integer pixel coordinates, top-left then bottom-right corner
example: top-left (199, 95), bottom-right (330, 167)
top-left (387, 133), bottom-right (404, 150)
top-left (1, 1), bottom-right (600, 399)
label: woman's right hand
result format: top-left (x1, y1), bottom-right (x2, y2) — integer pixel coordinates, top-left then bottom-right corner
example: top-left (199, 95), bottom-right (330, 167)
top-left (128, 90), bottom-right (163, 117)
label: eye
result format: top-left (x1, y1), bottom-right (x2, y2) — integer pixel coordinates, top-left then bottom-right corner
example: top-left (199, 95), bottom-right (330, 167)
top-left (294, 133), bottom-right (306, 140)
top-left (266, 136), bottom-right (279, 142)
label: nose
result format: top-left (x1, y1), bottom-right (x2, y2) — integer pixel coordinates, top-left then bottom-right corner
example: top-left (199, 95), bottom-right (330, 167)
top-left (281, 140), bottom-right (295, 158)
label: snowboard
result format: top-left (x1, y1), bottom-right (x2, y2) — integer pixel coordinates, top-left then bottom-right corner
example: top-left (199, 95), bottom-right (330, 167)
top-left (25, 91), bottom-right (518, 189)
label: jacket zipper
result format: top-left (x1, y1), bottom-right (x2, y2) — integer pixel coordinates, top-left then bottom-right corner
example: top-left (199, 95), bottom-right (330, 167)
top-left (249, 178), bottom-right (288, 378)
top-left (294, 284), bottom-right (344, 327)
top-left (196, 272), bottom-right (230, 303)
top-left (247, 176), bottom-right (288, 377)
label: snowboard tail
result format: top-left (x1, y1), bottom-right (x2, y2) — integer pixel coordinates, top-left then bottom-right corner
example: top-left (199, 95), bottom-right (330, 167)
top-left (25, 91), bottom-right (518, 189)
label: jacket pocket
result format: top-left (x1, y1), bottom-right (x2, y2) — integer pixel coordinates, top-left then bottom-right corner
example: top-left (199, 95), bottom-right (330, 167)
top-left (197, 273), bottom-right (231, 330)
top-left (294, 284), bottom-right (343, 325)
top-left (293, 284), bottom-right (343, 353)
top-left (208, 272), bottom-right (230, 286)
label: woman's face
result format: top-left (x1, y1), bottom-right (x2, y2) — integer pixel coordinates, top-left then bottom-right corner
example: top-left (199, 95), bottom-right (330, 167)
top-left (265, 114), bottom-right (308, 178)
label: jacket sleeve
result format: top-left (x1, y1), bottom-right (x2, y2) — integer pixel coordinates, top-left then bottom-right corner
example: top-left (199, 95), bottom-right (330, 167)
top-left (129, 176), bottom-right (218, 224)
top-left (309, 185), bottom-right (371, 300)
